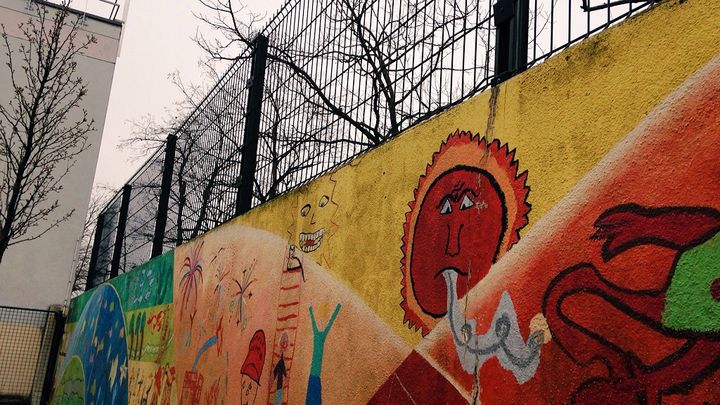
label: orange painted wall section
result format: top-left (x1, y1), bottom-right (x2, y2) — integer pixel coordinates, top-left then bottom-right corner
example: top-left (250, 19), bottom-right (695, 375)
top-left (53, 0), bottom-right (720, 403)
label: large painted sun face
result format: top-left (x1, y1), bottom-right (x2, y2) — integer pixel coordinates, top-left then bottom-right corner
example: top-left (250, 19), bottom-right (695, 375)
top-left (401, 130), bottom-right (530, 335)
top-left (411, 167), bottom-right (506, 317)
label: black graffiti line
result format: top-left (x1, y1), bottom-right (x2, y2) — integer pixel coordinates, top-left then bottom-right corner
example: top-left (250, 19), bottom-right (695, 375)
top-left (554, 288), bottom-right (697, 373)
top-left (544, 265), bottom-right (720, 402)
top-left (553, 265), bottom-right (720, 341)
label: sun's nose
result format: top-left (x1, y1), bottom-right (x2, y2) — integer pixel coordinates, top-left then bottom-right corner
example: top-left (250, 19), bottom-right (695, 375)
top-left (445, 223), bottom-right (463, 257)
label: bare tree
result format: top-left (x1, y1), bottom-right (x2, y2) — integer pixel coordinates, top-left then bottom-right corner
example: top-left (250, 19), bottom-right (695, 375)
top-left (121, 69), bottom-right (246, 249)
top-left (70, 186), bottom-right (112, 296)
top-left (194, 0), bottom-right (491, 145)
top-left (0, 1), bottom-right (96, 264)
top-left (114, 0), bottom-right (492, 253)
top-left (253, 83), bottom-right (328, 202)
top-left (121, 65), bottom-right (327, 250)
top-left (189, 0), bottom-right (496, 207)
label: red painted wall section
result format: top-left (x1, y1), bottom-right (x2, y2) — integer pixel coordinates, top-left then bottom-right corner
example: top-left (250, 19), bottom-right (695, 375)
top-left (413, 54), bottom-right (720, 404)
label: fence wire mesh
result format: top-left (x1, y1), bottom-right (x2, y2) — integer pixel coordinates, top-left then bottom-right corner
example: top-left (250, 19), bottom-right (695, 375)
top-left (253, 0), bottom-right (497, 204)
top-left (90, 192), bottom-right (121, 287)
top-left (86, 0), bottom-right (659, 287)
top-left (172, 56), bottom-right (253, 244)
top-left (0, 306), bottom-right (63, 405)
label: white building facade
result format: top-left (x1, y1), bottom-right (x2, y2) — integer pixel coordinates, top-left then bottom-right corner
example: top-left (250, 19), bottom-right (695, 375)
top-left (0, 0), bottom-right (122, 309)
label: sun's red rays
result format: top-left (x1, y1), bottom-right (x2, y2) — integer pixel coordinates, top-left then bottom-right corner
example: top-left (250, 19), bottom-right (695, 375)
top-left (400, 130), bottom-right (531, 336)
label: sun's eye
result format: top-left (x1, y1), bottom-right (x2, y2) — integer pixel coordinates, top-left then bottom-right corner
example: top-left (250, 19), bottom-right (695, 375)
top-left (319, 195), bottom-right (329, 207)
top-left (440, 200), bottom-right (452, 215)
top-left (460, 194), bottom-right (474, 210)
top-left (300, 204), bottom-right (311, 216)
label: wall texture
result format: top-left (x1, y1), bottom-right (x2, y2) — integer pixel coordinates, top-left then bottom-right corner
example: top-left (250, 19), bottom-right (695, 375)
top-left (52, 0), bottom-right (720, 403)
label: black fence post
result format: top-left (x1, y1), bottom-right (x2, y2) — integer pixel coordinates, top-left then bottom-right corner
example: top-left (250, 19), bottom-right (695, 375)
top-left (176, 180), bottom-right (186, 246)
top-left (110, 184), bottom-right (132, 279)
top-left (493, 0), bottom-right (529, 84)
top-left (235, 175), bottom-right (243, 215)
top-left (152, 134), bottom-right (177, 258)
top-left (40, 310), bottom-right (65, 404)
top-left (236, 35), bottom-right (269, 216)
top-left (85, 212), bottom-right (106, 291)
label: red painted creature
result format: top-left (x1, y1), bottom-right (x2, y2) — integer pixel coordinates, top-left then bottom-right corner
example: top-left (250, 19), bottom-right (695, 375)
top-left (543, 204), bottom-right (720, 404)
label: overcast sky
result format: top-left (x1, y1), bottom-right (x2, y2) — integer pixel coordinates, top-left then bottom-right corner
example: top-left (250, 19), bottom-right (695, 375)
top-left (92, 0), bottom-right (284, 190)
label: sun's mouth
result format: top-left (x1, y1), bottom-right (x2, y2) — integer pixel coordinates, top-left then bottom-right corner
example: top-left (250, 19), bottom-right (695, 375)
top-left (434, 266), bottom-right (468, 280)
top-left (299, 229), bottom-right (325, 253)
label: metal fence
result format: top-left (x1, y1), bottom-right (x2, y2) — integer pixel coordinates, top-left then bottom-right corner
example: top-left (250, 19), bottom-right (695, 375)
top-left (0, 306), bottom-right (64, 405)
top-left (36, 0), bottom-right (122, 22)
top-left (84, 0), bottom-right (660, 288)
top-left (87, 51), bottom-right (256, 285)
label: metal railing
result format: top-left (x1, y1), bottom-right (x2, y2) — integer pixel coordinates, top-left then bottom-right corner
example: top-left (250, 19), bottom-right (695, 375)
top-left (0, 306), bottom-right (65, 405)
top-left (84, 0), bottom-right (660, 288)
top-left (33, 0), bottom-right (122, 22)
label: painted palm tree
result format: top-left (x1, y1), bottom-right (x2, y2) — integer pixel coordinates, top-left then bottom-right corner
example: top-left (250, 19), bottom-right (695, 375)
top-left (180, 241), bottom-right (204, 322)
top-left (231, 260), bottom-right (257, 330)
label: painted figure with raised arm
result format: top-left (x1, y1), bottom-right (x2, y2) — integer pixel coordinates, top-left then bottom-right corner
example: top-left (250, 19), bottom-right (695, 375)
top-left (306, 303), bottom-right (341, 405)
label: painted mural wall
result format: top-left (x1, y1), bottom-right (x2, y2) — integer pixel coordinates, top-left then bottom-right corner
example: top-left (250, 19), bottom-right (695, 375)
top-left (51, 0), bottom-right (720, 403)
top-left (51, 252), bottom-right (175, 405)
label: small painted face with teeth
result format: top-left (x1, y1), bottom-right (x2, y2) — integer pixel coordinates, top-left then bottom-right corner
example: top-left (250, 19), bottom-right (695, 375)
top-left (298, 195), bottom-right (330, 253)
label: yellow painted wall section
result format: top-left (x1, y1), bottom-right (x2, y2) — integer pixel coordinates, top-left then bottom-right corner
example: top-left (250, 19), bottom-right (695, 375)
top-left (232, 0), bottom-right (720, 346)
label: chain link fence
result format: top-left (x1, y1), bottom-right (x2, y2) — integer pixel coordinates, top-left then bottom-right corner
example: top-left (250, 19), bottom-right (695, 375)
top-left (0, 306), bottom-right (64, 405)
